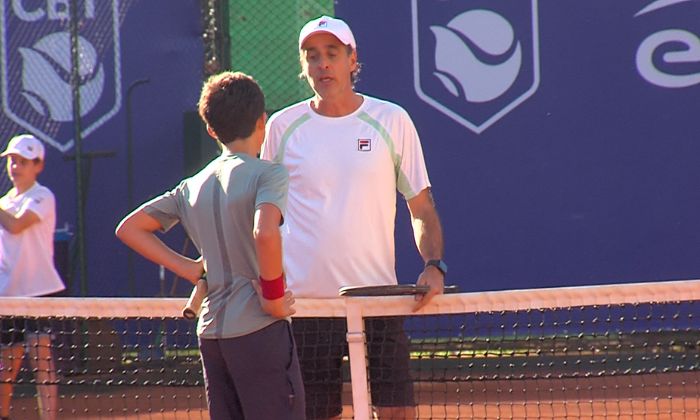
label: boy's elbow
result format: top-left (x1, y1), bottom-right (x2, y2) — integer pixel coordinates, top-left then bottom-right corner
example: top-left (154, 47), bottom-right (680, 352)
top-left (115, 219), bottom-right (134, 243)
top-left (115, 226), bottom-right (126, 243)
top-left (253, 225), bottom-right (279, 247)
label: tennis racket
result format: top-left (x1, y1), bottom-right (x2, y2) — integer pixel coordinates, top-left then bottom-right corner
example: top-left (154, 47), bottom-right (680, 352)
top-left (182, 276), bottom-right (208, 319)
top-left (338, 284), bottom-right (458, 297)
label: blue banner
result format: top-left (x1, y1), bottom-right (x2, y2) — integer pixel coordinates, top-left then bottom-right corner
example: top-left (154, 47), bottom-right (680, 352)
top-left (336, 0), bottom-right (700, 291)
top-left (0, 0), bottom-right (203, 296)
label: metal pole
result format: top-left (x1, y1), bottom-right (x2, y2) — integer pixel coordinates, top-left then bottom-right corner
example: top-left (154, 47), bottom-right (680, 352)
top-left (126, 79), bottom-right (149, 296)
top-left (346, 300), bottom-right (372, 420)
top-left (70, 0), bottom-right (87, 296)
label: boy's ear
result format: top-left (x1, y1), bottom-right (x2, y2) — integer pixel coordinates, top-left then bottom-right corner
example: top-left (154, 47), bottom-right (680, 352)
top-left (33, 159), bottom-right (45, 174)
top-left (256, 113), bottom-right (267, 130)
top-left (205, 125), bottom-right (218, 141)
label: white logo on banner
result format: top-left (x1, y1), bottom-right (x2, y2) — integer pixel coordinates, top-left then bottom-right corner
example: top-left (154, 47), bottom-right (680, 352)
top-left (412, 1), bottom-right (540, 135)
top-left (635, 0), bottom-right (700, 88)
top-left (20, 32), bottom-right (105, 121)
top-left (430, 10), bottom-right (522, 103)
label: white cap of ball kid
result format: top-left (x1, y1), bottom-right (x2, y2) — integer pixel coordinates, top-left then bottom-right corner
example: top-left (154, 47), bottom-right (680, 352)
top-left (1, 134), bottom-right (45, 160)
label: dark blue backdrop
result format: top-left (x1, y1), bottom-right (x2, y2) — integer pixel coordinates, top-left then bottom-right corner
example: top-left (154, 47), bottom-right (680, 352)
top-left (0, 0), bottom-right (203, 296)
top-left (336, 0), bottom-right (700, 291)
top-left (3, 0), bottom-right (698, 297)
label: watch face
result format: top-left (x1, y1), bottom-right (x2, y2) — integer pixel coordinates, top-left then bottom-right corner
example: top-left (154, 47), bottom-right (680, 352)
top-left (437, 260), bottom-right (448, 274)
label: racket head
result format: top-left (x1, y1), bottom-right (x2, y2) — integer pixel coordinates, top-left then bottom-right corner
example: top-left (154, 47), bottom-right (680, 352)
top-left (338, 284), bottom-right (458, 297)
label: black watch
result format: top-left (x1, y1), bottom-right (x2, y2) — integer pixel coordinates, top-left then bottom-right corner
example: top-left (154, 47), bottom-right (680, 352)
top-left (425, 259), bottom-right (447, 277)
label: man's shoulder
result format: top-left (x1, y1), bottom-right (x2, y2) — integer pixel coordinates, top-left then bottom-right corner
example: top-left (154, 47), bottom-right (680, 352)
top-left (361, 94), bottom-right (410, 118)
top-left (268, 100), bottom-right (311, 126)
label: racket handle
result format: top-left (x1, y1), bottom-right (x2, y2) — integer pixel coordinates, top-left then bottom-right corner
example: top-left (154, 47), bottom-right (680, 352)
top-left (183, 278), bottom-right (208, 319)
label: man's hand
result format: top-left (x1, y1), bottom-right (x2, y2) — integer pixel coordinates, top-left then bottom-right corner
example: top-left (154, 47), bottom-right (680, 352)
top-left (407, 188), bottom-right (445, 311)
top-left (252, 279), bottom-right (296, 318)
top-left (413, 266), bottom-right (444, 311)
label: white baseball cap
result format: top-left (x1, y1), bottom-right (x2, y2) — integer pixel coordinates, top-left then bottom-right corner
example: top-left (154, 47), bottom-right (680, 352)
top-left (298, 15), bottom-right (356, 50)
top-left (1, 134), bottom-right (45, 160)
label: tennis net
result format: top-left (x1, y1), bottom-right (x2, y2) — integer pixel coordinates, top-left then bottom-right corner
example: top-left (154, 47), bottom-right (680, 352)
top-left (0, 279), bottom-right (698, 419)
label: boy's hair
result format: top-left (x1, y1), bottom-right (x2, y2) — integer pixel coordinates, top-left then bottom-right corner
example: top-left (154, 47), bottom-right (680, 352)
top-left (197, 71), bottom-right (265, 144)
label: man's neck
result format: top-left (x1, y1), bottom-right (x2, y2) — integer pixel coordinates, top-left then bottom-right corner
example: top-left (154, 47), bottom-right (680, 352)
top-left (312, 92), bottom-right (363, 117)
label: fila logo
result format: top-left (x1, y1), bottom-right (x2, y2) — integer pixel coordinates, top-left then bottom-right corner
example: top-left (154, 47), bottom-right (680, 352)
top-left (357, 139), bottom-right (371, 151)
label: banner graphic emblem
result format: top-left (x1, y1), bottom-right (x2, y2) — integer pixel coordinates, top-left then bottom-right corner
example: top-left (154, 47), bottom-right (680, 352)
top-left (1, 0), bottom-right (122, 152)
top-left (412, 0), bottom-right (540, 134)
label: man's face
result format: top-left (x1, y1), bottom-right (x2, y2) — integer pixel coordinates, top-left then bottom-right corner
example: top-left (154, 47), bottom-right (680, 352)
top-left (300, 32), bottom-right (357, 98)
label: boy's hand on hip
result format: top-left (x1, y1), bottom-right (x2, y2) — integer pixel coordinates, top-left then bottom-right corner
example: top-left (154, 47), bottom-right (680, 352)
top-left (179, 257), bottom-right (205, 284)
top-left (252, 279), bottom-right (296, 318)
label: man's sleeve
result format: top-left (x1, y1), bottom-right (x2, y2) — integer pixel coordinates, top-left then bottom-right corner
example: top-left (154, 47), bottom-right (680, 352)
top-left (396, 108), bottom-right (431, 200)
top-left (261, 115), bottom-right (282, 162)
top-left (140, 182), bottom-right (185, 232)
top-left (255, 163), bottom-right (289, 217)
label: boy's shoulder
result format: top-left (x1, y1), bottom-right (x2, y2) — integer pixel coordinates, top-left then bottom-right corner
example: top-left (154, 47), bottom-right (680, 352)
top-left (23, 182), bottom-right (55, 201)
top-left (247, 158), bottom-right (289, 187)
top-left (250, 155), bottom-right (289, 177)
top-left (189, 154), bottom-right (287, 181)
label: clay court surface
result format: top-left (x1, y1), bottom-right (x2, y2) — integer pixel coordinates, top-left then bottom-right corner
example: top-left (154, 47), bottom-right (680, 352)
top-left (8, 372), bottom-right (698, 419)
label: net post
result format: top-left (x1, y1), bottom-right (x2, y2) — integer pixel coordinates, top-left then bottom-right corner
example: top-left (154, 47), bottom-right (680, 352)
top-left (345, 298), bottom-right (372, 420)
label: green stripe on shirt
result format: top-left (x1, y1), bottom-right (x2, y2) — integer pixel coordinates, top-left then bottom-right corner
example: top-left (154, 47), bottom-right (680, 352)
top-left (275, 113), bottom-right (312, 163)
top-left (357, 111), bottom-right (416, 198)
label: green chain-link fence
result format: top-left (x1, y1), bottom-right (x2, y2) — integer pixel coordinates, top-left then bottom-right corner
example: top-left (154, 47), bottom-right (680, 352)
top-left (227, 0), bottom-right (334, 112)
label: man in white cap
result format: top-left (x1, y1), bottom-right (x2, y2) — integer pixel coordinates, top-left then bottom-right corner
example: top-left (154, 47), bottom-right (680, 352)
top-left (262, 15), bottom-right (446, 419)
top-left (0, 134), bottom-right (64, 420)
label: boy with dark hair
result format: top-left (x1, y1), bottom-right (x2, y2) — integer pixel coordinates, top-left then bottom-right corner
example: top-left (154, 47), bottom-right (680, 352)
top-left (116, 71), bottom-right (305, 419)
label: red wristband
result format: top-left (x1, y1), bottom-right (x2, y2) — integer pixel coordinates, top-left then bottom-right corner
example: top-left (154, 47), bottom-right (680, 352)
top-left (260, 273), bottom-right (285, 300)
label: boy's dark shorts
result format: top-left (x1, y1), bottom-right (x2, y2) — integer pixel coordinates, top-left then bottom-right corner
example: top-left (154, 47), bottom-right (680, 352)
top-left (292, 317), bottom-right (415, 419)
top-left (199, 320), bottom-right (305, 419)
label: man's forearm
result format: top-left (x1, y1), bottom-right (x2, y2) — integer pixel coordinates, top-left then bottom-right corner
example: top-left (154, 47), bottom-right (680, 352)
top-left (412, 208), bottom-right (444, 261)
top-left (407, 189), bottom-right (444, 261)
top-left (407, 189), bottom-right (446, 310)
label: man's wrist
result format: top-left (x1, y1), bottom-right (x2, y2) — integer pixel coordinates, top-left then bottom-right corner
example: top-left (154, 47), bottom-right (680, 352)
top-left (424, 259), bottom-right (447, 277)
